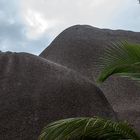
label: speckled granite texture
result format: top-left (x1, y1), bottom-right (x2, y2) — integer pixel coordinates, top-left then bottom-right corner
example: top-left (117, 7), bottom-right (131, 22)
top-left (0, 52), bottom-right (116, 140)
top-left (40, 25), bottom-right (140, 133)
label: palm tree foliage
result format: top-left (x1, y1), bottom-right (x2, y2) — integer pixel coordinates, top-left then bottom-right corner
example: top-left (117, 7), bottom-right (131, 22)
top-left (39, 117), bottom-right (140, 140)
top-left (97, 42), bottom-right (140, 83)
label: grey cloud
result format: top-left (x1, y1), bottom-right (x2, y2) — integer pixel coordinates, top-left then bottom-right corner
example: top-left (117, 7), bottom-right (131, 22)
top-left (0, 0), bottom-right (50, 55)
top-left (0, 0), bottom-right (140, 55)
top-left (21, 0), bottom-right (140, 32)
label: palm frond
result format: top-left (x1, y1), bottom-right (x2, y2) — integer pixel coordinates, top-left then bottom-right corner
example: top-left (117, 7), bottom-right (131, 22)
top-left (38, 117), bottom-right (140, 140)
top-left (97, 41), bottom-right (140, 83)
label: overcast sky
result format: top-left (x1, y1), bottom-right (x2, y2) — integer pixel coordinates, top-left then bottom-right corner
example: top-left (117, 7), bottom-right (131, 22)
top-left (0, 0), bottom-right (140, 55)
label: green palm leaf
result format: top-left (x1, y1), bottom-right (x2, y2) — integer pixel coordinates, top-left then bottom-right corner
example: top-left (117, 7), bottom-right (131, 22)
top-left (97, 42), bottom-right (140, 83)
top-left (38, 117), bottom-right (140, 140)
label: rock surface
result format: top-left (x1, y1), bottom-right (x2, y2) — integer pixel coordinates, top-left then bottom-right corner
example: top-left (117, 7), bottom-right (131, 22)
top-left (0, 52), bottom-right (116, 140)
top-left (40, 25), bottom-right (140, 132)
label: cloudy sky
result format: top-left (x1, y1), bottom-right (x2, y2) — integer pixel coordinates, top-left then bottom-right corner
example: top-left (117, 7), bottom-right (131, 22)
top-left (0, 0), bottom-right (140, 55)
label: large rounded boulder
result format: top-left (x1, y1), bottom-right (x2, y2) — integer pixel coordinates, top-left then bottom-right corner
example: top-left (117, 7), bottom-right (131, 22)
top-left (40, 25), bottom-right (140, 132)
top-left (0, 52), bottom-right (116, 140)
